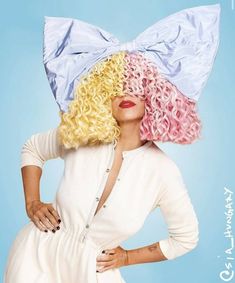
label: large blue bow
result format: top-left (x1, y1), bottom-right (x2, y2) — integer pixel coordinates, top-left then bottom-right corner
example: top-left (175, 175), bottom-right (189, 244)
top-left (43, 4), bottom-right (220, 113)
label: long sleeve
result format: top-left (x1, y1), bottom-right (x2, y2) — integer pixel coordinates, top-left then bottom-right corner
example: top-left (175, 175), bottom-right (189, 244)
top-left (21, 127), bottom-right (65, 169)
top-left (155, 159), bottom-right (199, 260)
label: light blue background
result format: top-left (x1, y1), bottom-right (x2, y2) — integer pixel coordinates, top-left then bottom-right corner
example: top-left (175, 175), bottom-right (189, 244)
top-left (1, 1), bottom-right (234, 282)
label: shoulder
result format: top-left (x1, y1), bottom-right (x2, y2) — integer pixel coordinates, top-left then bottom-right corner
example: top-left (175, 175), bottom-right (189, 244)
top-left (145, 142), bottom-right (186, 196)
top-left (146, 141), bottom-right (182, 177)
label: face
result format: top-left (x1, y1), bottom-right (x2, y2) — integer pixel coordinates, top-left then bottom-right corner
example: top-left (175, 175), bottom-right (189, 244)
top-left (111, 94), bottom-right (145, 125)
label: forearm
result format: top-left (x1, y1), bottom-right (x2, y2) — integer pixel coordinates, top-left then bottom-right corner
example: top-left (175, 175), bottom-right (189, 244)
top-left (21, 165), bottom-right (42, 208)
top-left (125, 241), bottom-right (168, 266)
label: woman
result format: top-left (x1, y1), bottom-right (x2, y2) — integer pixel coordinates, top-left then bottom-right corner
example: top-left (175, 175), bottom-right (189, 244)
top-left (4, 4), bottom-right (220, 283)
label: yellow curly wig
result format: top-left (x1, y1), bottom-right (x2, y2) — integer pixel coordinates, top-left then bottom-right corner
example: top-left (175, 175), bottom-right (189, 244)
top-left (58, 51), bottom-right (126, 149)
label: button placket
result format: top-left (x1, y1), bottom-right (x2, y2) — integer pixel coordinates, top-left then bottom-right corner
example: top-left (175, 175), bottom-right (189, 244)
top-left (79, 140), bottom-right (152, 243)
top-left (78, 144), bottom-right (116, 243)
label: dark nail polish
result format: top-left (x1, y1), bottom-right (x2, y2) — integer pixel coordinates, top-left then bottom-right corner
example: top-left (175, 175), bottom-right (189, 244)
top-left (52, 229), bottom-right (56, 233)
top-left (44, 230), bottom-right (48, 232)
top-left (96, 270), bottom-right (99, 272)
top-left (56, 226), bottom-right (60, 230)
top-left (58, 219), bottom-right (61, 223)
top-left (102, 250), bottom-right (105, 253)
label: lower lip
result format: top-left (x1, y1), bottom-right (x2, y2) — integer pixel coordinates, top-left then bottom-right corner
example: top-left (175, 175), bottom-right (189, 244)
top-left (119, 103), bottom-right (136, 108)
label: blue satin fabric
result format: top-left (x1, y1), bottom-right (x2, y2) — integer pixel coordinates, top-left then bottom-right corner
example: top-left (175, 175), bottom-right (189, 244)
top-left (43, 4), bottom-right (220, 112)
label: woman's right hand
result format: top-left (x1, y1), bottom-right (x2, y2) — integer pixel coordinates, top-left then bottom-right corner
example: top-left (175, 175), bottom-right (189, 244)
top-left (26, 200), bottom-right (61, 233)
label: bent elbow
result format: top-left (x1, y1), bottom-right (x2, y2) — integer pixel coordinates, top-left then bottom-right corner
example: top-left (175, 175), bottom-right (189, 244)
top-left (176, 221), bottom-right (200, 257)
top-left (159, 221), bottom-right (199, 260)
top-left (20, 135), bottom-right (45, 169)
top-left (182, 231), bottom-right (199, 253)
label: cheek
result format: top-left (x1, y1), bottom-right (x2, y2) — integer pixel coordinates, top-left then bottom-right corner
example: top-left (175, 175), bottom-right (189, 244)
top-left (111, 101), bottom-right (118, 116)
top-left (138, 101), bottom-right (145, 114)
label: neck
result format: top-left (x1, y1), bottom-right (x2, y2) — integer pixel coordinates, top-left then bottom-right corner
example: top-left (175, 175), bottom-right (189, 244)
top-left (116, 120), bottom-right (147, 151)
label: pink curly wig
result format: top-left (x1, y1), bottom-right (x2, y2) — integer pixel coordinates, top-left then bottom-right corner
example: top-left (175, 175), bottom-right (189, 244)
top-left (122, 51), bottom-right (202, 144)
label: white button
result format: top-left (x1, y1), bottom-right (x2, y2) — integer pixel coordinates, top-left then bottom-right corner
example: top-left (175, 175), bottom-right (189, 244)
top-left (103, 205), bottom-right (106, 208)
top-left (117, 178), bottom-right (120, 181)
top-left (86, 224), bottom-right (89, 228)
top-left (96, 197), bottom-right (100, 201)
top-left (106, 168), bottom-right (110, 172)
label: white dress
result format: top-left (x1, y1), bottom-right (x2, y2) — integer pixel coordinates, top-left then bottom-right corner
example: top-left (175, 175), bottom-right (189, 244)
top-left (4, 127), bottom-right (199, 283)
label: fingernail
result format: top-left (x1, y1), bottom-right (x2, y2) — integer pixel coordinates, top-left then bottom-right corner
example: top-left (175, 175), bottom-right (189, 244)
top-left (56, 226), bottom-right (60, 230)
top-left (102, 250), bottom-right (105, 253)
top-left (96, 270), bottom-right (99, 272)
top-left (52, 229), bottom-right (56, 233)
top-left (44, 230), bottom-right (48, 232)
top-left (58, 219), bottom-right (61, 223)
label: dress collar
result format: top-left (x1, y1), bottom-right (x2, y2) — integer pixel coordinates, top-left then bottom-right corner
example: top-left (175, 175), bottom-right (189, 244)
top-left (111, 139), bottom-right (153, 158)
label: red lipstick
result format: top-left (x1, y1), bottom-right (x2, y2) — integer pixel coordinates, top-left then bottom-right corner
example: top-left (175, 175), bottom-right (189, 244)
top-left (119, 100), bottom-right (136, 108)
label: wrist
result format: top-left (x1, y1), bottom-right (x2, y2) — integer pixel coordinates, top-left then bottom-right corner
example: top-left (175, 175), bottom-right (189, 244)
top-left (123, 248), bottom-right (142, 266)
top-left (125, 250), bottom-right (132, 266)
top-left (26, 199), bottom-right (41, 206)
top-left (124, 250), bottom-right (129, 266)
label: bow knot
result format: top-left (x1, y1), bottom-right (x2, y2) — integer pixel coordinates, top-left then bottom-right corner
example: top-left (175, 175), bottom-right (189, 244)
top-left (119, 40), bottom-right (137, 52)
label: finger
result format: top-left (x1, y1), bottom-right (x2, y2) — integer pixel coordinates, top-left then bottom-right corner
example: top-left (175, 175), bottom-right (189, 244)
top-left (36, 211), bottom-right (55, 231)
top-left (33, 217), bottom-right (49, 232)
top-left (97, 260), bottom-right (114, 269)
top-left (44, 209), bottom-right (60, 230)
top-left (47, 205), bottom-right (61, 223)
top-left (33, 214), bottom-right (50, 230)
top-left (96, 259), bottom-right (114, 267)
top-left (97, 262), bottom-right (115, 272)
top-left (105, 249), bottom-right (116, 255)
top-left (97, 253), bottom-right (113, 262)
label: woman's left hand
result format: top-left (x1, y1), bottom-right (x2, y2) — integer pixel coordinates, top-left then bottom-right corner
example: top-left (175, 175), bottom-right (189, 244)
top-left (96, 246), bottom-right (129, 272)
